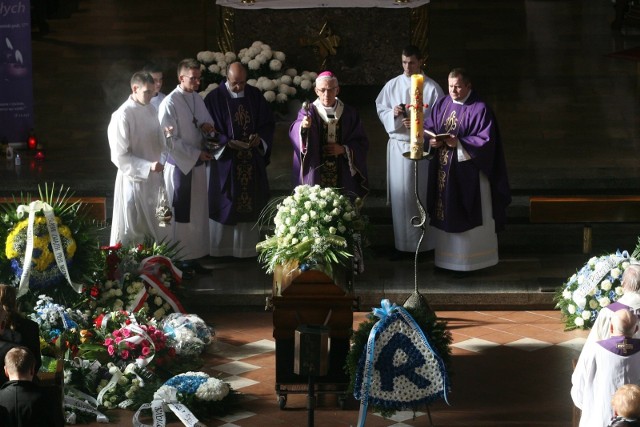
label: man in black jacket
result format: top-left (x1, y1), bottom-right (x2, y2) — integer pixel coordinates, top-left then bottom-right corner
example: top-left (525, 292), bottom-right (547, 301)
top-left (0, 346), bottom-right (64, 427)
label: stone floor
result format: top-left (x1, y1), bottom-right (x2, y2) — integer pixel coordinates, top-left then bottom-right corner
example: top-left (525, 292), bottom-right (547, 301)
top-left (82, 308), bottom-right (587, 427)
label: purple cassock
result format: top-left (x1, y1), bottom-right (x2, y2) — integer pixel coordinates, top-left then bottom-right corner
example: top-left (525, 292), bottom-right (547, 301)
top-left (203, 83), bottom-right (275, 225)
top-left (289, 100), bottom-right (369, 199)
top-left (424, 91), bottom-right (511, 233)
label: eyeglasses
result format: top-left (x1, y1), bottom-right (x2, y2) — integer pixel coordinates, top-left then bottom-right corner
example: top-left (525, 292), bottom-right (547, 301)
top-left (181, 75), bottom-right (201, 82)
top-left (316, 86), bottom-right (338, 94)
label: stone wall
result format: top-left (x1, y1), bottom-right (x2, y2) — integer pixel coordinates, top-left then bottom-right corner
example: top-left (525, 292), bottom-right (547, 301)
top-left (227, 7), bottom-right (415, 85)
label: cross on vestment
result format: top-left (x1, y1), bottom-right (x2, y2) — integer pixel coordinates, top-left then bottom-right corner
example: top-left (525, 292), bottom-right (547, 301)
top-left (617, 338), bottom-right (634, 354)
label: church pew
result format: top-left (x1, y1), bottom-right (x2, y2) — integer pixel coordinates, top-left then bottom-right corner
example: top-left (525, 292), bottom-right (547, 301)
top-left (529, 196), bottom-right (640, 254)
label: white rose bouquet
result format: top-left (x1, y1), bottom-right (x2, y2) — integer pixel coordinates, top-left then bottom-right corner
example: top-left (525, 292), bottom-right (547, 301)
top-left (554, 251), bottom-right (637, 330)
top-left (256, 184), bottom-right (365, 276)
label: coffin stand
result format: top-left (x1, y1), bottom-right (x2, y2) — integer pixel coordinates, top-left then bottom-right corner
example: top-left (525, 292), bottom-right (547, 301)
top-left (271, 265), bottom-right (355, 409)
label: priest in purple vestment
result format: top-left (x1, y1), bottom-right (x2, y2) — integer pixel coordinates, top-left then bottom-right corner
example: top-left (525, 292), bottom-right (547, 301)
top-left (424, 68), bottom-right (511, 271)
top-left (203, 62), bottom-right (275, 258)
top-left (289, 71), bottom-right (369, 200)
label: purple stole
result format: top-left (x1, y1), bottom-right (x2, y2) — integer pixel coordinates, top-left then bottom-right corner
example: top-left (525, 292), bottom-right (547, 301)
top-left (598, 336), bottom-right (640, 356)
top-left (167, 157), bottom-right (204, 223)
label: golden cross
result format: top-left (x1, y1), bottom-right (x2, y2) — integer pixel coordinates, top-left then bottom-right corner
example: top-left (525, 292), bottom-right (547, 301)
top-left (299, 22), bottom-right (341, 69)
top-left (617, 338), bottom-right (634, 354)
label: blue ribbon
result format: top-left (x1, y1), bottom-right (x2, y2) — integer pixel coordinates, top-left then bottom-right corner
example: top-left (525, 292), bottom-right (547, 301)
top-left (356, 299), bottom-right (449, 427)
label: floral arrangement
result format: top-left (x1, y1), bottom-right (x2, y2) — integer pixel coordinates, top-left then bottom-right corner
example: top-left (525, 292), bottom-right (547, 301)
top-left (196, 41), bottom-right (317, 113)
top-left (103, 322), bottom-right (175, 369)
top-left (97, 363), bottom-right (160, 410)
top-left (82, 240), bottom-right (184, 322)
top-left (0, 183), bottom-right (102, 297)
top-left (256, 184), bottom-right (365, 275)
top-left (30, 294), bottom-right (89, 357)
top-left (161, 313), bottom-right (213, 357)
top-left (156, 371), bottom-right (233, 419)
top-left (554, 251), bottom-right (637, 330)
top-left (347, 300), bottom-right (452, 420)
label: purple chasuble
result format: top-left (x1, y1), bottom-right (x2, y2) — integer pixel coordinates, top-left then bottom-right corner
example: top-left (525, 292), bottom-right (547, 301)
top-left (204, 83), bottom-right (275, 225)
top-left (598, 336), bottom-right (640, 356)
top-left (424, 92), bottom-right (511, 233)
top-left (289, 101), bottom-right (369, 199)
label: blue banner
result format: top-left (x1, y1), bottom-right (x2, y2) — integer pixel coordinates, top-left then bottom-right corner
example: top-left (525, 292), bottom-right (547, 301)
top-left (0, 0), bottom-right (33, 143)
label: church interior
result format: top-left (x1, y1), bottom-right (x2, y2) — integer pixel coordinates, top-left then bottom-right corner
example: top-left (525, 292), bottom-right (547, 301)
top-left (3, 0), bottom-right (640, 425)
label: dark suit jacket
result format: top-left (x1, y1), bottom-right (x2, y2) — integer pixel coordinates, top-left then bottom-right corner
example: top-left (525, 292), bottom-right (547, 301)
top-left (0, 380), bottom-right (64, 427)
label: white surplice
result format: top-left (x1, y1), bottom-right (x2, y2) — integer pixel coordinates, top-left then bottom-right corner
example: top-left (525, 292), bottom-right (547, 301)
top-left (375, 73), bottom-right (443, 252)
top-left (158, 86), bottom-right (213, 260)
top-left (108, 96), bottom-right (167, 246)
top-left (571, 338), bottom-right (640, 427)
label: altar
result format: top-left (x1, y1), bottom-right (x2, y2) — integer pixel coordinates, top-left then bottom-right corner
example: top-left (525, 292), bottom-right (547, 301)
top-left (214, 0), bottom-right (431, 85)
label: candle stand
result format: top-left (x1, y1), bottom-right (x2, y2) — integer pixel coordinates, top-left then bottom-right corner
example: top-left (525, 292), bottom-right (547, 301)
top-left (402, 150), bottom-right (434, 315)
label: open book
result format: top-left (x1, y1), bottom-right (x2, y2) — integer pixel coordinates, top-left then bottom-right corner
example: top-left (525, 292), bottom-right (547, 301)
top-left (424, 130), bottom-right (450, 141)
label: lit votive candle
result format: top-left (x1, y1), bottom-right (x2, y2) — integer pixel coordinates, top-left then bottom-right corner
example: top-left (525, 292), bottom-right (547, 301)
top-left (409, 74), bottom-right (424, 159)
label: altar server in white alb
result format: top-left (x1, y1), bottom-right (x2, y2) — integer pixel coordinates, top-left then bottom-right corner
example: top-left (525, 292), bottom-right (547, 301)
top-left (108, 71), bottom-right (169, 246)
top-left (158, 58), bottom-right (216, 263)
top-left (375, 45), bottom-right (444, 259)
top-left (571, 309), bottom-right (640, 427)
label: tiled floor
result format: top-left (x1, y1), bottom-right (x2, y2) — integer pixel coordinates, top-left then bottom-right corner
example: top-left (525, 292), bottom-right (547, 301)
top-left (107, 309), bottom-right (586, 427)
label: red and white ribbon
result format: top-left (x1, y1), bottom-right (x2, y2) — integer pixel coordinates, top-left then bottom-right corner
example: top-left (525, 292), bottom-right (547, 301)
top-left (128, 256), bottom-right (185, 315)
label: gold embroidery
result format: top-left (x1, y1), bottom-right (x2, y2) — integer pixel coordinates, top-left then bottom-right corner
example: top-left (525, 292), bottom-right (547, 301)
top-left (235, 149), bottom-right (254, 213)
top-left (233, 104), bottom-right (252, 140)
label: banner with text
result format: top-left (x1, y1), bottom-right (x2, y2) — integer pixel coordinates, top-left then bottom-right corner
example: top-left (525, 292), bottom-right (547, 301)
top-left (0, 0), bottom-right (33, 143)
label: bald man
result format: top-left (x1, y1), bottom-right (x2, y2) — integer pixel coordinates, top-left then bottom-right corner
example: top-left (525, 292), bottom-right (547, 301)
top-left (203, 62), bottom-right (275, 259)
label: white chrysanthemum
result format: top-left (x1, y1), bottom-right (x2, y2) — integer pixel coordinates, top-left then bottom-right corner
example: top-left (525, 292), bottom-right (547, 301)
top-left (274, 51), bottom-right (286, 61)
top-left (588, 256), bottom-right (598, 267)
top-left (308, 72), bottom-right (318, 79)
top-left (598, 297), bottom-right (611, 307)
top-left (285, 68), bottom-right (298, 77)
top-left (567, 304), bottom-right (576, 314)
top-left (291, 237), bottom-right (299, 245)
top-left (197, 51), bottom-right (216, 64)
top-left (154, 296), bottom-right (163, 306)
top-left (616, 286), bottom-right (625, 296)
top-left (588, 299), bottom-right (598, 309)
top-left (289, 86), bottom-right (297, 96)
top-left (293, 75), bottom-right (302, 86)
top-left (300, 213), bottom-right (309, 222)
top-left (213, 52), bottom-right (225, 63)
top-left (154, 308), bottom-right (166, 320)
top-left (263, 90), bottom-right (276, 102)
top-left (255, 53), bottom-right (268, 64)
top-left (278, 83), bottom-right (290, 94)
top-left (264, 79), bottom-right (277, 91)
top-left (248, 59), bottom-right (261, 70)
top-left (562, 290), bottom-right (572, 300)
top-left (224, 52), bottom-right (236, 62)
top-left (581, 310), bottom-right (591, 320)
top-left (276, 93), bottom-right (288, 103)
top-left (280, 75), bottom-right (293, 85)
top-left (251, 40), bottom-right (263, 48)
top-left (270, 59), bottom-right (282, 71)
top-left (600, 279), bottom-right (612, 291)
top-left (574, 317), bottom-right (585, 327)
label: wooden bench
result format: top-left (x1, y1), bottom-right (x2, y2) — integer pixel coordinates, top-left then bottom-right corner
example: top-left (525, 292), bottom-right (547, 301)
top-left (529, 196), bottom-right (640, 254)
top-left (0, 196), bottom-right (107, 222)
